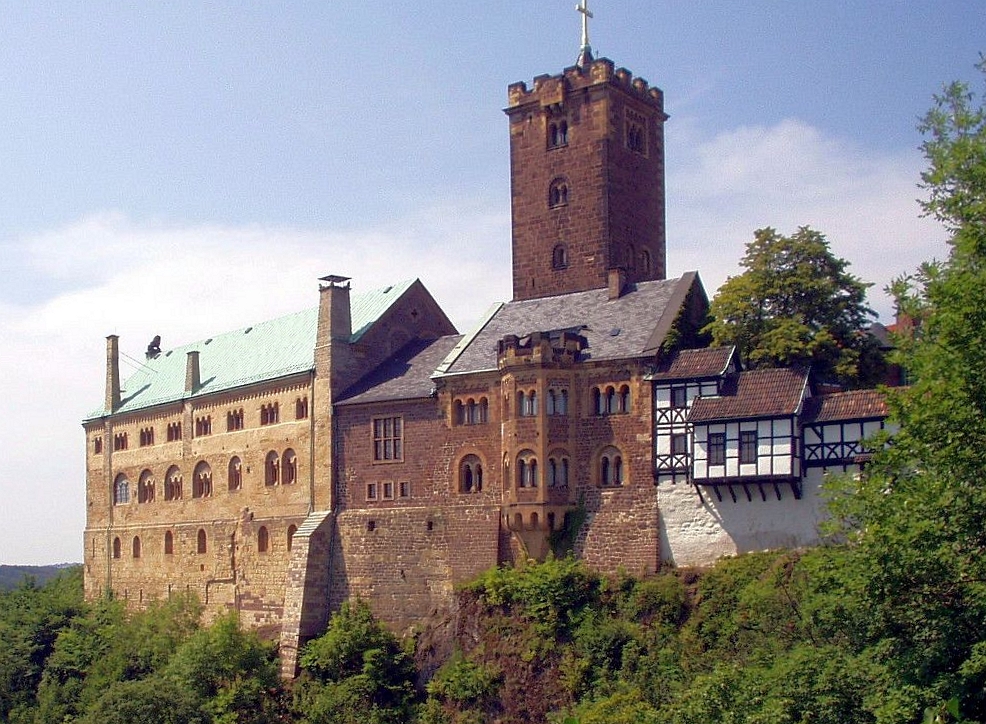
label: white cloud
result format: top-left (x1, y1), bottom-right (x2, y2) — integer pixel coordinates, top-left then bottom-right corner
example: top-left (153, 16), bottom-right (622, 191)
top-left (667, 118), bottom-right (950, 320)
top-left (0, 205), bottom-right (510, 564)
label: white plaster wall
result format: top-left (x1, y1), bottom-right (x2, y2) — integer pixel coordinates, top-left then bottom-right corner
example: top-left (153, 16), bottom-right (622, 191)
top-left (657, 466), bottom-right (842, 567)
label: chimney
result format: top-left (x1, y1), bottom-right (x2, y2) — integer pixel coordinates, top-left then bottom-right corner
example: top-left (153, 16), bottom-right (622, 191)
top-left (608, 267), bottom-right (627, 300)
top-left (185, 350), bottom-right (200, 394)
top-left (317, 275), bottom-right (352, 344)
top-left (105, 335), bottom-right (121, 413)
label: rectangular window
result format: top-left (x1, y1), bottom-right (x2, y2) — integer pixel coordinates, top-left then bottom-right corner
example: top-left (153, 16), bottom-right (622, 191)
top-left (708, 432), bottom-right (726, 466)
top-left (740, 430), bottom-right (758, 465)
top-left (671, 433), bottom-right (688, 455)
top-left (366, 483), bottom-right (378, 501)
top-left (383, 481), bottom-right (395, 500)
top-left (373, 416), bottom-right (403, 462)
top-left (671, 387), bottom-right (688, 409)
top-left (398, 481), bottom-right (410, 498)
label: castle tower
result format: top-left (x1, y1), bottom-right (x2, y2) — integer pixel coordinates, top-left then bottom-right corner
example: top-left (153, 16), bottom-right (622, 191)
top-left (505, 12), bottom-right (668, 301)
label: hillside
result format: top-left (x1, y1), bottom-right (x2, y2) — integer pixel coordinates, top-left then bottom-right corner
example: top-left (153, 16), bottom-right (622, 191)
top-left (0, 564), bottom-right (79, 590)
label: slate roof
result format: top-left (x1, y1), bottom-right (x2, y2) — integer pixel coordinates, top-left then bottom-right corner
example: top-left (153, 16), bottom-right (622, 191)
top-left (336, 335), bottom-right (464, 406)
top-left (802, 389), bottom-right (889, 423)
top-left (688, 368), bottom-right (810, 423)
top-left (436, 273), bottom-right (700, 376)
top-left (87, 279), bottom-right (418, 419)
top-left (648, 346), bottom-right (736, 381)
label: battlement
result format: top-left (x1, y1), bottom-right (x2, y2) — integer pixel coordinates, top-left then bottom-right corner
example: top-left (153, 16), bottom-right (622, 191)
top-left (497, 330), bottom-right (588, 369)
top-left (506, 57), bottom-right (664, 113)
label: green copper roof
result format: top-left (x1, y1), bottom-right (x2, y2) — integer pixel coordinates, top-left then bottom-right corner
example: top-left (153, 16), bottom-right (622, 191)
top-left (88, 279), bottom-right (417, 419)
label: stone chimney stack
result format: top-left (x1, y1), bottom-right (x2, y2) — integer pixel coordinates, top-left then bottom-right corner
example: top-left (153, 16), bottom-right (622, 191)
top-left (105, 335), bottom-right (121, 413)
top-left (608, 267), bottom-right (627, 300)
top-left (317, 275), bottom-right (352, 344)
top-left (185, 350), bottom-right (201, 394)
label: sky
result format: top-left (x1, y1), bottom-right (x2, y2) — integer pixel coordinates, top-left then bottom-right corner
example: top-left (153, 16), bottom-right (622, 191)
top-left (0, 1), bottom-right (982, 565)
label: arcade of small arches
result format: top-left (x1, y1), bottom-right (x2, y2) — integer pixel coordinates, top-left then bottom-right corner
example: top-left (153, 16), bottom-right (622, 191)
top-left (453, 397), bottom-right (489, 425)
top-left (516, 387), bottom-right (569, 418)
top-left (111, 523), bottom-right (299, 560)
top-left (112, 448), bottom-right (300, 506)
top-left (592, 384), bottom-right (631, 415)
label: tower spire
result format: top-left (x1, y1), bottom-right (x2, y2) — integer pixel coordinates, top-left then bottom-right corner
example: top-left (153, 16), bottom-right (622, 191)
top-left (576, 0), bottom-right (594, 67)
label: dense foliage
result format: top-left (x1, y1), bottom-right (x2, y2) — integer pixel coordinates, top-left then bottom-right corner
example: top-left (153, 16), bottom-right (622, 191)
top-left (705, 225), bottom-right (882, 386)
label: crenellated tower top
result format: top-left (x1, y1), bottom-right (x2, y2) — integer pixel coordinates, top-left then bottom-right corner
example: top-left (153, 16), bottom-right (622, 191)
top-left (505, 53), bottom-right (669, 301)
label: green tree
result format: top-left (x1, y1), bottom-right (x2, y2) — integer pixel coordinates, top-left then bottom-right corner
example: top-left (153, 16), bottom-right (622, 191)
top-left (294, 600), bottom-right (417, 724)
top-left (827, 58), bottom-right (986, 722)
top-left (705, 226), bottom-right (880, 386)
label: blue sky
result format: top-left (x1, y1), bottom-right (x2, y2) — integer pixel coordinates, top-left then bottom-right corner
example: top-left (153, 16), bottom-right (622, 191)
top-left (0, 1), bottom-right (982, 564)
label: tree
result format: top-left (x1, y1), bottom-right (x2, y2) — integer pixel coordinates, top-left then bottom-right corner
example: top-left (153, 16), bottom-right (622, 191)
top-left (705, 226), bottom-right (881, 386)
top-left (827, 58), bottom-right (986, 722)
top-left (294, 600), bottom-right (418, 724)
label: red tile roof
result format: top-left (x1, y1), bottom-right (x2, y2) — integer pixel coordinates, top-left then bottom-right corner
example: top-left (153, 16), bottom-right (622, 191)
top-left (649, 346), bottom-right (736, 381)
top-left (802, 388), bottom-right (888, 423)
top-left (688, 368), bottom-right (810, 422)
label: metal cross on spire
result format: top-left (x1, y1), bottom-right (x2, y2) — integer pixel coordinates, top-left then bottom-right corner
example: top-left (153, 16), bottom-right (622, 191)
top-left (576, 0), bottom-right (594, 67)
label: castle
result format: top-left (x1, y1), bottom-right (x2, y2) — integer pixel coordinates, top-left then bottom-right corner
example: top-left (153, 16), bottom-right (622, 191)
top-left (82, 22), bottom-right (888, 676)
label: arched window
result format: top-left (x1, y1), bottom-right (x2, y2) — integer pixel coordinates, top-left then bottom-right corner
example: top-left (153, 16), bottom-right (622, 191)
top-left (549, 178), bottom-right (570, 208)
top-left (164, 530), bottom-right (173, 555)
top-left (593, 388), bottom-right (604, 415)
top-left (197, 529), bottom-right (207, 554)
top-left (517, 451), bottom-right (538, 488)
top-left (113, 537), bottom-right (121, 559)
top-left (552, 244), bottom-right (569, 270)
top-left (459, 454), bottom-right (484, 494)
top-left (548, 452), bottom-right (570, 487)
top-left (261, 402), bottom-right (279, 426)
top-left (547, 388), bottom-right (568, 415)
top-left (606, 386), bottom-right (618, 414)
top-left (517, 389), bottom-right (537, 417)
top-left (287, 525), bottom-right (298, 552)
top-left (113, 474), bottom-right (130, 505)
top-left (619, 385), bottom-right (631, 413)
top-left (228, 456), bottom-right (242, 491)
top-left (477, 397), bottom-right (489, 423)
top-left (295, 397), bottom-right (309, 420)
top-left (132, 536), bottom-right (141, 559)
top-left (282, 449), bottom-right (297, 485)
top-left (598, 446), bottom-right (625, 487)
top-left (164, 466), bottom-right (182, 501)
top-left (257, 526), bottom-right (269, 553)
top-left (641, 248), bottom-right (652, 274)
top-left (265, 451), bottom-right (279, 486)
top-left (454, 399), bottom-right (464, 425)
top-left (138, 470), bottom-right (154, 503)
top-left (192, 461), bottom-right (212, 498)
top-left (548, 120), bottom-right (569, 148)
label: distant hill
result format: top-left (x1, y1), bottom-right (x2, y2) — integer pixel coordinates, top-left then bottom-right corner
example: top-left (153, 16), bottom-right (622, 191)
top-left (0, 563), bottom-right (79, 590)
